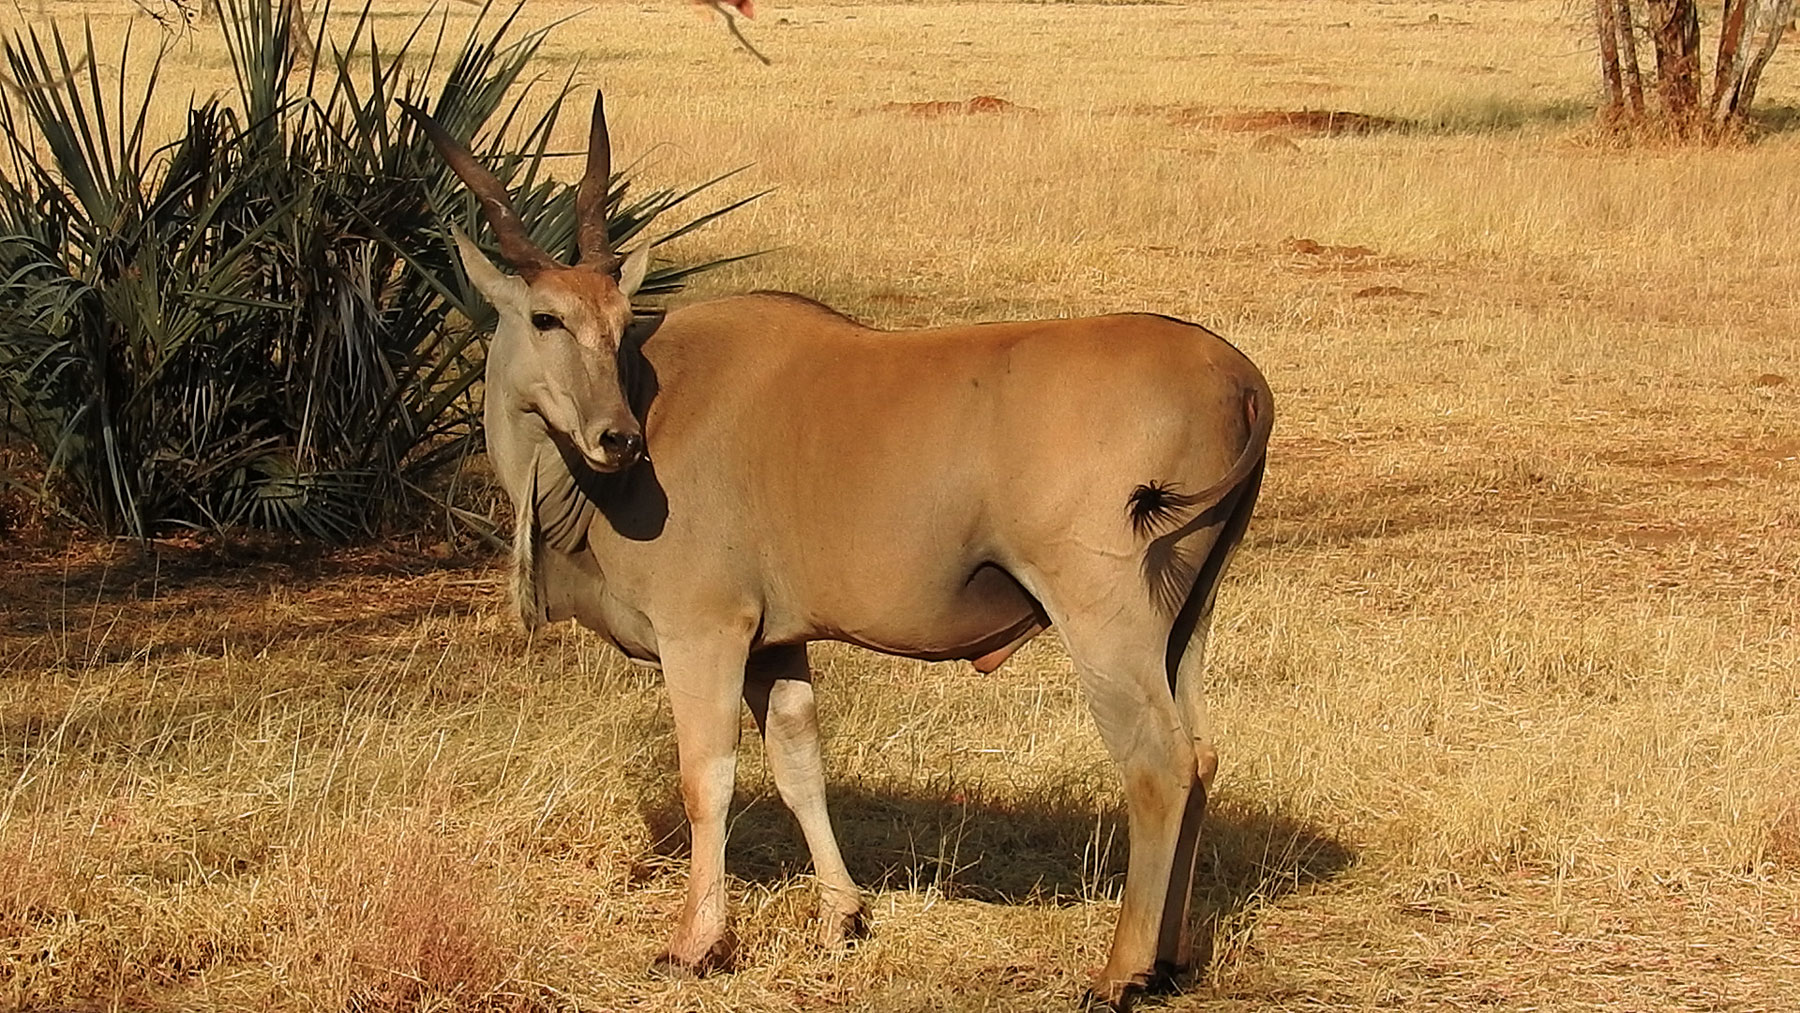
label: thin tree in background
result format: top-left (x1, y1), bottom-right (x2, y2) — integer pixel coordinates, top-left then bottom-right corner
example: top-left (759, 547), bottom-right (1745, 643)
top-left (281, 0), bottom-right (316, 63)
top-left (1616, 0), bottom-right (1649, 115)
top-left (1711, 0), bottom-right (1796, 122)
top-left (1598, 0), bottom-right (1627, 115)
top-left (1603, 0), bottom-right (1791, 135)
top-left (1646, 0), bottom-right (1703, 121)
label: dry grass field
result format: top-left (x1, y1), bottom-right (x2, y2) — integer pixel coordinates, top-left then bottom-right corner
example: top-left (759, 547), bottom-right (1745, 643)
top-left (4, 0), bottom-right (1800, 1009)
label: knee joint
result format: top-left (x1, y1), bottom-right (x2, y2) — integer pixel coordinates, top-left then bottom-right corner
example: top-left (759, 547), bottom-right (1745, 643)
top-left (680, 758), bottom-right (737, 815)
top-left (763, 687), bottom-right (817, 738)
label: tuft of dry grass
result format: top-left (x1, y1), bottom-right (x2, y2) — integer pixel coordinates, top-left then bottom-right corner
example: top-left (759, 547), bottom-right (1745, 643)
top-left (4, 1), bottom-right (1800, 1011)
top-left (267, 811), bottom-right (512, 1011)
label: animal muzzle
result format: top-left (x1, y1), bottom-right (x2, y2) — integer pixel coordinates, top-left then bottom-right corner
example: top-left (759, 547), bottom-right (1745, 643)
top-left (584, 426), bottom-right (645, 471)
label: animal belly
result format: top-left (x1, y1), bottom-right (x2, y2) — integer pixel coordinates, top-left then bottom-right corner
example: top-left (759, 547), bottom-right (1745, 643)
top-left (829, 562), bottom-right (1046, 666)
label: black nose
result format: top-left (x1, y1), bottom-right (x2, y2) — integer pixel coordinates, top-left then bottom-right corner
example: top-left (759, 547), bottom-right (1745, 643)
top-left (598, 429), bottom-right (644, 465)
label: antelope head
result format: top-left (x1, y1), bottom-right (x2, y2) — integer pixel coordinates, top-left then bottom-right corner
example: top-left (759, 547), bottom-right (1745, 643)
top-left (403, 92), bottom-right (652, 473)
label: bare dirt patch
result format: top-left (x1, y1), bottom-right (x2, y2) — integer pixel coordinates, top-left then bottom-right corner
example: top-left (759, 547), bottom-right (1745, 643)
top-left (880, 95), bottom-right (1034, 117)
top-left (1172, 108), bottom-right (1408, 135)
top-left (1351, 284), bottom-right (1427, 299)
top-left (1250, 133), bottom-right (1302, 153)
top-left (1282, 236), bottom-right (1378, 260)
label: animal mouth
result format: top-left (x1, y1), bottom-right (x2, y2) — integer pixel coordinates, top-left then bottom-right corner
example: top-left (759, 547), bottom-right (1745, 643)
top-left (587, 449), bottom-right (637, 472)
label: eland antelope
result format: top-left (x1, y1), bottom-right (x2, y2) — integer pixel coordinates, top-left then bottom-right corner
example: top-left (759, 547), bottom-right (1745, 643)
top-left (402, 92), bottom-right (1273, 1008)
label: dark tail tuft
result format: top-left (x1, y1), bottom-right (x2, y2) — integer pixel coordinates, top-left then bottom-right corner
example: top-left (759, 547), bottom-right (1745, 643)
top-left (1127, 480), bottom-right (1201, 538)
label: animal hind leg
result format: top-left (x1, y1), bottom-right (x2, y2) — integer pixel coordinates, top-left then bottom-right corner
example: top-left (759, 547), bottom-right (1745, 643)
top-left (1155, 606), bottom-right (1216, 981)
top-left (1157, 467), bottom-right (1263, 978)
top-left (743, 644), bottom-right (868, 947)
top-left (1057, 613), bottom-right (1200, 1010)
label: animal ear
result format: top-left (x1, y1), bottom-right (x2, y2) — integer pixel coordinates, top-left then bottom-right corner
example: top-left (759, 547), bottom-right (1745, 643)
top-left (452, 228), bottom-right (530, 312)
top-left (618, 244), bottom-right (651, 298)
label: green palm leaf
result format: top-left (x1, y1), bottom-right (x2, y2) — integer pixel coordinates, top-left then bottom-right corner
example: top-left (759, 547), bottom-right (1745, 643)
top-left (0, 0), bottom-right (755, 542)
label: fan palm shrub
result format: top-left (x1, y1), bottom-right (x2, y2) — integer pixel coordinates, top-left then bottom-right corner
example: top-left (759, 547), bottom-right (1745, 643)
top-left (0, 1), bottom-right (754, 540)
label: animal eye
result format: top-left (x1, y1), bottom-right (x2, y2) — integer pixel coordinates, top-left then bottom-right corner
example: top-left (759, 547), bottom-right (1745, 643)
top-left (530, 313), bottom-right (563, 332)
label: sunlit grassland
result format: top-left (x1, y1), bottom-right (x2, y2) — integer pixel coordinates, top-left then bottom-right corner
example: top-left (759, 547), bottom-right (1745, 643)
top-left (2, 1), bottom-right (1799, 1010)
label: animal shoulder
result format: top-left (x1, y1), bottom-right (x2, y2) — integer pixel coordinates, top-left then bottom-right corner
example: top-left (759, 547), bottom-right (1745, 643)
top-left (668, 291), bottom-right (869, 340)
top-left (743, 290), bottom-right (863, 323)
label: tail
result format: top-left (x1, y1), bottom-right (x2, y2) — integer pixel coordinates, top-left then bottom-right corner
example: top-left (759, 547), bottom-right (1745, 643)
top-left (1128, 379), bottom-right (1273, 617)
top-left (1126, 379), bottom-right (1273, 538)
top-left (1193, 378), bottom-right (1273, 507)
top-left (1163, 455), bottom-right (1264, 689)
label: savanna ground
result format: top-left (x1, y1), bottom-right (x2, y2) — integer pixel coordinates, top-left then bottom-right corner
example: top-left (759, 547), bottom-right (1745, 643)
top-left (4, 0), bottom-right (1800, 1009)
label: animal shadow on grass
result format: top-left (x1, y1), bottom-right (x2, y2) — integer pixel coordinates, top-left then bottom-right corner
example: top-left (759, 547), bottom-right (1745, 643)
top-left (642, 779), bottom-right (1353, 971)
top-left (1750, 104), bottom-right (1800, 134)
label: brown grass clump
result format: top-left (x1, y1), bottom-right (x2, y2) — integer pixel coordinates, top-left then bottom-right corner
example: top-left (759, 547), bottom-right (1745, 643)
top-left (1248, 133), bottom-right (1300, 153)
top-left (1350, 285), bottom-right (1425, 299)
top-left (265, 812), bottom-right (513, 1011)
top-left (1770, 800), bottom-right (1800, 871)
top-left (0, 447), bottom-right (45, 544)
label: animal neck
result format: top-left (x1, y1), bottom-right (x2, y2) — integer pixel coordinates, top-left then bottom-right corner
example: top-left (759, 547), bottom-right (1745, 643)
top-left (510, 406), bottom-right (663, 551)
top-left (618, 312), bottom-right (664, 419)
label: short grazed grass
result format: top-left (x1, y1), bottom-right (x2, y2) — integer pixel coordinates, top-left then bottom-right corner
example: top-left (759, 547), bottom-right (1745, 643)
top-left (3, 1), bottom-right (1799, 1010)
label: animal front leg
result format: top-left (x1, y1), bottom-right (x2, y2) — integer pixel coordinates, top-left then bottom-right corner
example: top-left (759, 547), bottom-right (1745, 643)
top-left (744, 644), bottom-right (868, 947)
top-left (655, 632), bottom-right (753, 974)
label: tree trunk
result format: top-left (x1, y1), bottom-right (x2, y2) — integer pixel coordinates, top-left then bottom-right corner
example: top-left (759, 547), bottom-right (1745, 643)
top-left (1712, 0), bottom-right (1752, 119)
top-left (282, 0), bottom-right (317, 64)
top-left (1616, 0), bottom-right (1648, 116)
top-left (1598, 0), bottom-right (1627, 116)
top-left (1646, 0), bottom-right (1702, 125)
top-left (1712, 0), bottom-right (1795, 123)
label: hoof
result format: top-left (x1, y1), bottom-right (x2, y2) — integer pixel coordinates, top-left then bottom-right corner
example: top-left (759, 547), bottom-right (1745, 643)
top-left (1082, 970), bottom-right (1151, 1012)
top-left (1148, 959), bottom-right (1191, 994)
top-left (816, 900), bottom-right (872, 948)
top-left (650, 934), bottom-right (737, 977)
top-left (1079, 987), bottom-right (1135, 1012)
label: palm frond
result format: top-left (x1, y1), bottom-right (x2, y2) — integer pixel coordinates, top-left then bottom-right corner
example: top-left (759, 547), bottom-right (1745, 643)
top-left (0, 0), bottom-right (755, 542)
